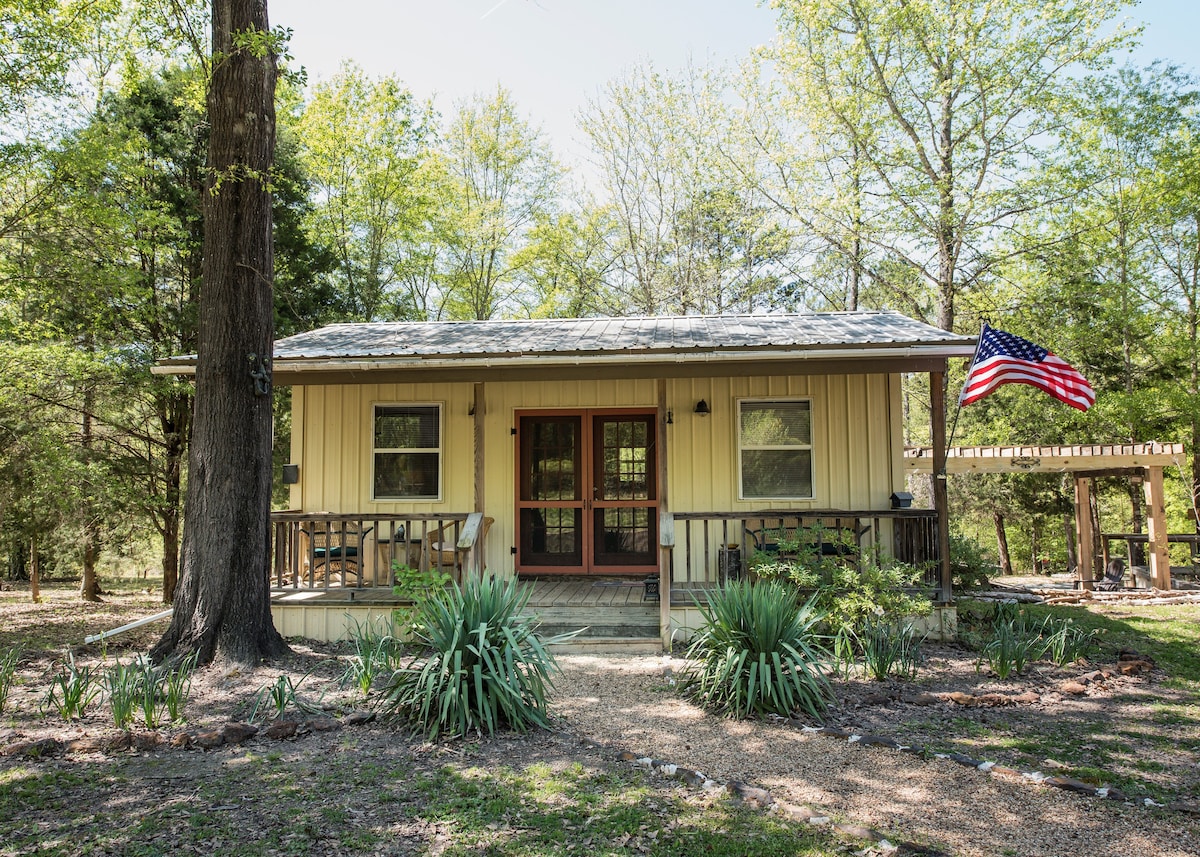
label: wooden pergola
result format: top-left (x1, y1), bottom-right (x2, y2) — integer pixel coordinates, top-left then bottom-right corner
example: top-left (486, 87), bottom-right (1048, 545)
top-left (905, 443), bottom-right (1187, 591)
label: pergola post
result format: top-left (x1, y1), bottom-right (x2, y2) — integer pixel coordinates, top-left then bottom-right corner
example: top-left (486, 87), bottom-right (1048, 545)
top-left (657, 379), bottom-right (672, 650)
top-left (1074, 476), bottom-right (1094, 590)
top-left (1144, 465), bottom-right (1172, 589)
top-left (931, 371), bottom-right (952, 602)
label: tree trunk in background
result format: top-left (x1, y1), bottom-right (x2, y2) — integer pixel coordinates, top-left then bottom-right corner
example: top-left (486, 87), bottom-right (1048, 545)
top-left (1129, 479), bottom-right (1146, 566)
top-left (993, 512), bottom-right (1012, 576)
top-left (1063, 516), bottom-right (1078, 576)
top-left (152, 0), bottom-right (287, 665)
top-left (79, 395), bottom-right (102, 601)
top-left (30, 539), bottom-right (40, 604)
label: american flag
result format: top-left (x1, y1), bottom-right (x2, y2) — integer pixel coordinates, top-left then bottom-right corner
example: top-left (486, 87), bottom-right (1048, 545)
top-left (959, 324), bottom-right (1095, 412)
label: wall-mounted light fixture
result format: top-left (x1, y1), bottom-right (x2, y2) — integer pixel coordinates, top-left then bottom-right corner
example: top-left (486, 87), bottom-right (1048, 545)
top-left (694, 399), bottom-right (711, 416)
top-left (666, 410), bottom-right (674, 425)
top-left (282, 464), bottom-right (300, 484)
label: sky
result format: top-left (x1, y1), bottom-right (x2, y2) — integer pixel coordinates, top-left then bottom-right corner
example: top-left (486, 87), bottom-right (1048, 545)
top-left (270, 0), bottom-right (1200, 166)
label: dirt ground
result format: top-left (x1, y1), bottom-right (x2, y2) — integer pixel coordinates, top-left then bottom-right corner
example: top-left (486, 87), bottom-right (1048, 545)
top-left (2, 583), bottom-right (1199, 856)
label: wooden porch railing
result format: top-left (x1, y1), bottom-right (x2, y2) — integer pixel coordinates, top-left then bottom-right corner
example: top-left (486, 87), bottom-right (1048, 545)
top-left (269, 511), bottom-right (483, 592)
top-left (667, 510), bottom-right (941, 590)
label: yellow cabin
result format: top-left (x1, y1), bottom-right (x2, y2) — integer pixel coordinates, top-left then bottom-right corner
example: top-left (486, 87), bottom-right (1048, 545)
top-left (160, 312), bottom-right (976, 644)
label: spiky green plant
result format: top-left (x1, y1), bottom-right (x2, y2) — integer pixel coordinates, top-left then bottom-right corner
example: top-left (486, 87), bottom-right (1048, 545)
top-left (43, 654), bottom-right (99, 720)
top-left (380, 574), bottom-right (564, 740)
top-left (342, 615), bottom-right (400, 699)
top-left (680, 580), bottom-right (833, 719)
top-left (0, 647), bottom-right (21, 714)
top-left (103, 659), bottom-right (141, 730)
top-left (857, 617), bottom-right (924, 681)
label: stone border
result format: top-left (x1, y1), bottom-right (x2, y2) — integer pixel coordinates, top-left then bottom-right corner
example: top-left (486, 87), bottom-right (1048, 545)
top-left (562, 733), bottom-right (947, 856)
top-left (774, 721), bottom-right (1171, 810)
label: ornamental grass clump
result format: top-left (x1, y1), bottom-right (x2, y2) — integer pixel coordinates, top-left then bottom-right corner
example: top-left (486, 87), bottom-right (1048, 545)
top-left (380, 574), bottom-right (564, 740)
top-left (680, 580), bottom-right (833, 720)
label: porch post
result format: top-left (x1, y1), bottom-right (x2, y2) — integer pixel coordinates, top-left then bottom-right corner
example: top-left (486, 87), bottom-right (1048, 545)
top-left (1144, 465), bottom-right (1172, 589)
top-left (657, 379), bottom-right (672, 651)
top-left (930, 371), bottom-right (952, 602)
top-left (472, 381), bottom-right (482, 578)
top-left (1074, 476), bottom-right (1094, 590)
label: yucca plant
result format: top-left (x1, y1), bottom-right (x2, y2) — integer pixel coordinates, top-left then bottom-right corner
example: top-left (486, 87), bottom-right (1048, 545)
top-left (679, 580), bottom-right (833, 720)
top-left (380, 574), bottom-right (564, 740)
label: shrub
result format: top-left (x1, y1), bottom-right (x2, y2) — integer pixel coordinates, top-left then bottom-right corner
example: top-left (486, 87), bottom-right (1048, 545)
top-left (380, 574), bottom-right (563, 740)
top-left (392, 563), bottom-right (453, 639)
top-left (679, 580), bottom-right (833, 720)
top-left (949, 532), bottom-right (993, 591)
top-left (813, 549), bottom-right (931, 633)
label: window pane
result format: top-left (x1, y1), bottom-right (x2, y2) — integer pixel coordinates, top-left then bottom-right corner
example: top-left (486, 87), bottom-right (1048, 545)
top-left (741, 449), bottom-right (813, 499)
top-left (374, 452), bottom-right (439, 499)
top-left (375, 406), bottom-right (438, 449)
top-left (740, 402), bottom-right (811, 446)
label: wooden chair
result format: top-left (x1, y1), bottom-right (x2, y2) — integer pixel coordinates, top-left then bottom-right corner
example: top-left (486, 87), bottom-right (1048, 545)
top-left (426, 516), bottom-right (494, 580)
top-left (309, 525), bottom-right (372, 586)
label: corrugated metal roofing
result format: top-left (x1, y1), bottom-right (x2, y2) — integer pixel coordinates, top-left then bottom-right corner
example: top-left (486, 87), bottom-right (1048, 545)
top-left (269, 311), bottom-right (973, 361)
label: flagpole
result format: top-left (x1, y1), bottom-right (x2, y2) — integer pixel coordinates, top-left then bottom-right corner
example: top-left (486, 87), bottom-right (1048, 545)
top-left (945, 323), bottom-right (987, 467)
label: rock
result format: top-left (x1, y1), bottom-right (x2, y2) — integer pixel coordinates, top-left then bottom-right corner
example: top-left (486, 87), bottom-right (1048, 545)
top-left (132, 732), bottom-right (164, 751)
top-left (617, 750), bottom-right (637, 762)
top-left (726, 781), bottom-right (774, 808)
top-left (833, 822), bottom-right (885, 842)
top-left (1060, 681), bottom-right (1089, 695)
top-left (988, 765), bottom-right (1022, 779)
top-left (220, 722), bottom-right (259, 745)
top-left (1043, 776), bottom-right (1097, 796)
top-left (170, 732), bottom-right (193, 749)
top-left (943, 691), bottom-right (974, 705)
top-left (304, 717), bottom-right (341, 733)
top-left (342, 710), bottom-right (375, 726)
top-left (1119, 660), bottom-right (1153, 675)
top-left (902, 692), bottom-right (940, 706)
top-left (264, 720), bottom-right (299, 740)
top-left (1010, 691), bottom-right (1040, 704)
top-left (194, 729), bottom-right (225, 750)
top-left (855, 735), bottom-right (899, 749)
top-left (945, 753), bottom-right (983, 768)
top-left (818, 727), bottom-right (852, 739)
top-left (1078, 670), bottom-right (1105, 684)
top-left (1, 738), bottom-right (62, 758)
top-left (104, 733), bottom-right (133, 752)
top-left (777, 802), bottom-right (824, 821)
top-left (66, 737), bottom-right (103, 753)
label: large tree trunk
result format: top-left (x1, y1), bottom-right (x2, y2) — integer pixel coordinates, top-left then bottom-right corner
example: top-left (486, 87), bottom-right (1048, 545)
top-left (159, 390), bottom-right (190, 604)
top-left (80, 393), bottom-right (102, 602)
top-left (152, 0), bottom-right (287, 666)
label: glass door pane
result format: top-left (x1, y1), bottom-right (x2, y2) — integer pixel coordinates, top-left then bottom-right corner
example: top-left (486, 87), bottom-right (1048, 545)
top-left (518, 415), bottom-right (584, 568)
top-left (592, 415), bottom-right (657, 568)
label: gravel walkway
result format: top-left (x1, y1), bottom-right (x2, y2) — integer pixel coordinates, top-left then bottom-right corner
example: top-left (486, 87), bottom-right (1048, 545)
top-left (549, 653), bottom-right (1200, 857)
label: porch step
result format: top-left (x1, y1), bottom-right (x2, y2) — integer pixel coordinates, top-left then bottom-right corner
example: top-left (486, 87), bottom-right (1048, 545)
top-left (545, 636), bottom-right (663, 654)
top-left (522, 602), bottom-right (659, 641)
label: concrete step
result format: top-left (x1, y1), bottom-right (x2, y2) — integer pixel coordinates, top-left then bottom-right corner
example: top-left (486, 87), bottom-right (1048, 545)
top-left (545, 636), bottom-right (663, 654)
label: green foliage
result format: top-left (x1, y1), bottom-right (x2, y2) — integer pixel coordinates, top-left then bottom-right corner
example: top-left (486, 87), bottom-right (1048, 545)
top-left (250, 673), bottom-right (310, 724)
top-left (341, 615), bottom-right (402, 699)
top-left (380, 574), bottom-right (562, 740)
top-left (679, 580), bottom-right (833, 720)
top-left (0, 648), bottom-right (20, 713)
top-left (104, 652), bottom-right (197, 729)
top-left (949, 532), bottom-right (993, 591)
top-left (854, 618), bottom-right (924, 682)
top-left (1040, 615), bottom-right (1101, 667)
top-left (813, 551), bottom-right (931, 633)
top-left (391, 563), bottom-right (453, 639)
top-left (42, 654), bottom-right (99, 720)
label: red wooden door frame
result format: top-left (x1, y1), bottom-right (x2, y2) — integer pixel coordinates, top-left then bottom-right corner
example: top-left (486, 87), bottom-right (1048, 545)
top-left (515, 408), bottom-right (658, 576)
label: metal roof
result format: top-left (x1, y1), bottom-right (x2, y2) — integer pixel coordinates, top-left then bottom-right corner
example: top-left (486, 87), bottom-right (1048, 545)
top-left (266, 311), bottom-right (973, 361)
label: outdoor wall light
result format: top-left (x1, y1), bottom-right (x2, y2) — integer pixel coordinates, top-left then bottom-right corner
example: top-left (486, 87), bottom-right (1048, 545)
top-left (282, 464), bottom-right (300, 484)
top-left (694, 399), bottom-right (711, 416)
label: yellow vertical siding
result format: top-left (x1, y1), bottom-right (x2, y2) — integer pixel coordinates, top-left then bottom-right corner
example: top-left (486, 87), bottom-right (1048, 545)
top-left (290, 373), bottom-right (898, 581)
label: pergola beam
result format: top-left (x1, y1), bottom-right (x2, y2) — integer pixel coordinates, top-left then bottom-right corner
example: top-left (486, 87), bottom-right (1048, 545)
top-left (905, 444), bottom-right (1183, 475)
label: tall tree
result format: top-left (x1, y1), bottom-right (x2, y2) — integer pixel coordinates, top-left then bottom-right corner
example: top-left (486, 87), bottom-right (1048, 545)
top-left (768, 0), bottom-right (1135, 331)
top-left (152, 0), bottom-right (286, 665)
top-left (441, 87), bottom-right (560, 320)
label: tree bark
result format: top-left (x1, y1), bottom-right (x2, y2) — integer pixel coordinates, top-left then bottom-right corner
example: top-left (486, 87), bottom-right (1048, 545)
top-left (993, 511), bottom-right (1012, 576)
top-left (152, 0), bottom-right (287, 666)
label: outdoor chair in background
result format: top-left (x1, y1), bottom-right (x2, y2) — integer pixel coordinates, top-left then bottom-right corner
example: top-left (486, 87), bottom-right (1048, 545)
top-left (308, 524), bottom-right (372, 586)
top-left (426, 516), bottom-right (494, 581)
top-left (1095, 557), bottom-right (1126, 591)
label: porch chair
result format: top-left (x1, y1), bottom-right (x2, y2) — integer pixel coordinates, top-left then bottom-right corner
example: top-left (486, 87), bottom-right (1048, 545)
top-left (308, 524), bottom-right (372, 586)
top-left (426, 517), bottom-right (494, 581)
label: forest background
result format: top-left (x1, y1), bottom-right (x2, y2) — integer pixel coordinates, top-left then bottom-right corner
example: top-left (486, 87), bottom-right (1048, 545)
top-left (2, 0), bottom-right (1198, 602)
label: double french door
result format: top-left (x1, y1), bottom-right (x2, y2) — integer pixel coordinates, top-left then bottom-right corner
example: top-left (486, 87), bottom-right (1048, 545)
top-left (516, 409), bottom-right (658, 575)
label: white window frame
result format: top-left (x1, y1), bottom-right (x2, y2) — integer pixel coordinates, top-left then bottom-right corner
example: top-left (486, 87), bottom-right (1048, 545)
top-left (736, 398), bottom-right (815, 501)
top-left (371, 402), bottom-right (444, 502)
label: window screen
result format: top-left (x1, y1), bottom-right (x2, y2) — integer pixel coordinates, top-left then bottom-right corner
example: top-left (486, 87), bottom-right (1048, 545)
top-left (739, 400), bottom-right (813, 499)
top-left (373, 405), bottom-right (441, 500)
